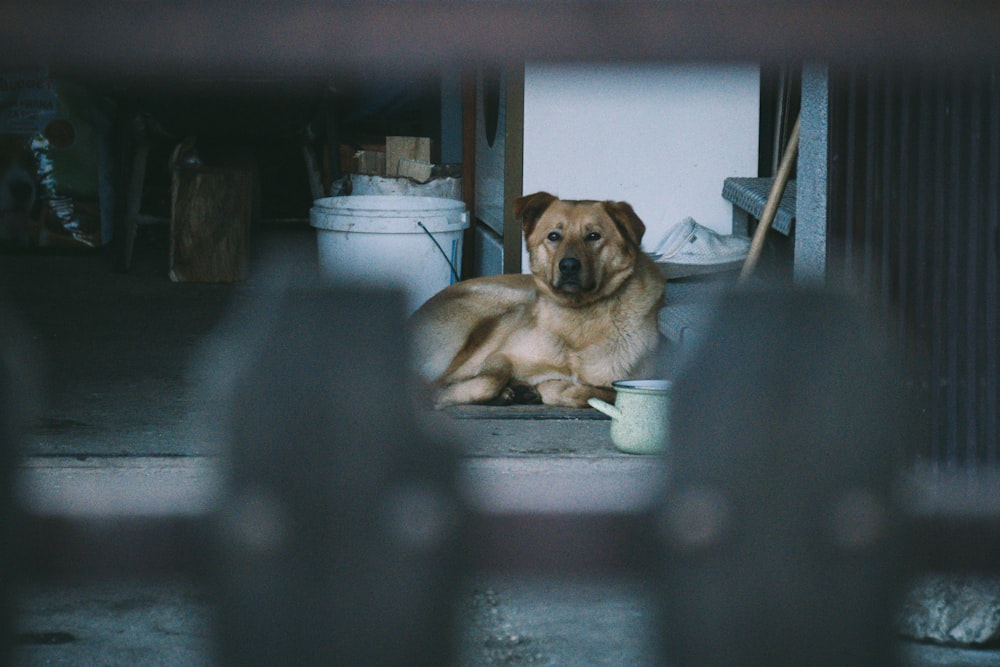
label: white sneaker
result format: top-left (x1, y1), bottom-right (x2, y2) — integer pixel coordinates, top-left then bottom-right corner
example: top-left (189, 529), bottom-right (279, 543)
top-left (651, 217), bottom-right (750, 279)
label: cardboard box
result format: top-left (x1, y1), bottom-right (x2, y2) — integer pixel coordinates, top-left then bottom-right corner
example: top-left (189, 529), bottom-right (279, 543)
top-left (385, 136), bottom-right (431, 177)
top-left (397, 158), bottom-right (435, 183)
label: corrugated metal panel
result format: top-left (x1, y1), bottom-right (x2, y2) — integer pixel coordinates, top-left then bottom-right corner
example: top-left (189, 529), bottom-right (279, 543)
top-left (828, 66), bottom-right (1000, 466)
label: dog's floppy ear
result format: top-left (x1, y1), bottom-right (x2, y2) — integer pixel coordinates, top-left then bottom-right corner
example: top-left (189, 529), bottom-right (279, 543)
top-left (603, 200), bottom-right (646, 248)
top-left (514, 191), bottom-right (557, 237)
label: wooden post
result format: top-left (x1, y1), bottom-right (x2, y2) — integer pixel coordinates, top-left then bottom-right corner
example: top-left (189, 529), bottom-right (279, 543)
top-left (170, 166), bottom-right (253, 283)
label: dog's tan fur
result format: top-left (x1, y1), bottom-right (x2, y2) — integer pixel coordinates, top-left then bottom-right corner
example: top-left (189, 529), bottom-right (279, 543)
top-left (410, 192), bottom-right (666, 408)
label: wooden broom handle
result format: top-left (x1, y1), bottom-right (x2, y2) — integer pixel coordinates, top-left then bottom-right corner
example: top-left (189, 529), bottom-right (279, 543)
top-left (739, 113), bottom-right (801, 282)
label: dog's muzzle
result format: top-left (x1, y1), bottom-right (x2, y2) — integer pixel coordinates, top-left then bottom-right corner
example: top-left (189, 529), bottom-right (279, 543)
top-left (556, 257), bottom-right (588, 293)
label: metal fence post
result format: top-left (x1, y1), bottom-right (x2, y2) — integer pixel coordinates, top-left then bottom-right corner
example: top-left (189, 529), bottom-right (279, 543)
top-left (658, 287), bottom-right (914, 666)
top-left (0, 304), bottom-right (39, 665)
top-left (208, 286), bottom-right (466, 666)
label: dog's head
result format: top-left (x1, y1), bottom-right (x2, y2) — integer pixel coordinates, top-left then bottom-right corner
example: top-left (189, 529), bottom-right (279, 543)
top-left (514, 191), bottom-right (646, 305)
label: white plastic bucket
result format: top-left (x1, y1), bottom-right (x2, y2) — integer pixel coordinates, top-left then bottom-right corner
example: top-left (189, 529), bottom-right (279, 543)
top-left (310, 195), bottom-right (469, 313)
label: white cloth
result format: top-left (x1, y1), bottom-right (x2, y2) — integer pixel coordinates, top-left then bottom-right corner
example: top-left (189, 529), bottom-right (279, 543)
top-left (651, 217), bottom-right (750, 279)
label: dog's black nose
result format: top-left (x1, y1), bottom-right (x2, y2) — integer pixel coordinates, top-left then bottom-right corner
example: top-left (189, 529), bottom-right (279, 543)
top-left (559, 257), bottom-right (581, 276)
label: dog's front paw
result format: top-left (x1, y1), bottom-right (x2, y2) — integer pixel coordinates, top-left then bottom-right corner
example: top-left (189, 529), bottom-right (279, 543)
top-left (434, 375), bottom-right (515, 408)
top-left (537, 380), bottom-right (614, 408)
top-left (509, 383), bottom-right (542, 405)
top-left (488, 386), bottom-right (516, 405)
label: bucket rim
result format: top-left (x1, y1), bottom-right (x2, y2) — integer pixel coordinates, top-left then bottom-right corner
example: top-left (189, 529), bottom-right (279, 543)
top-left (310, 211), bottom-right (468, 233)
top-left (612, 379), bottom-right (672, 393)
top-left (312, 195), bottom-right (466, 213)
top-left (310, 207), bottom-right (468, 233)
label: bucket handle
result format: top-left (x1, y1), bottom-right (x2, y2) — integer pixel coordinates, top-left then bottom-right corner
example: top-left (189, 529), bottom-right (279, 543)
top-left (417, 221), bottom-right (461, 282)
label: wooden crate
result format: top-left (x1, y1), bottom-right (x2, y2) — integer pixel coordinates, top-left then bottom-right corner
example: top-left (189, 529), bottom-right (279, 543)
top-left (170, 166), bottom-right (253, 283)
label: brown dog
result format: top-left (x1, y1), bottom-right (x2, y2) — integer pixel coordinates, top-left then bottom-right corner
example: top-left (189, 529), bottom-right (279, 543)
top-left (410, 191), bottom-right (666, 408)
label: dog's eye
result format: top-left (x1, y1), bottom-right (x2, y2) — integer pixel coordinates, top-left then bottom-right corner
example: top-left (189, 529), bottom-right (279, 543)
top-left (547, 231), bottom-right (562, 242)
top-left (586, 232), bottom-right (602, 242)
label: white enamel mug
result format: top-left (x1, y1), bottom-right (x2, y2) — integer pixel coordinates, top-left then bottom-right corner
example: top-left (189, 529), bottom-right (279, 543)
top-left (588, 379), bottom-right (672, 454)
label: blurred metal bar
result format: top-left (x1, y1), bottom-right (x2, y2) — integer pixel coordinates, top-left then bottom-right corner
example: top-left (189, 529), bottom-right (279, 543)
top-left (206, 286), bottom-right (466, 667)
top-left (906, 517), bottom-right (1000, 572)
top-left (11, 461), bottom-right (1000, 578)
top-left (901, 466), bottom-right (1000, 572)
top-left (16, 508), bottom-right (662, 579)
top-left (660, 287), bottom-right (912, 666)
top-left (15, 458), bottom-right (219, 579)
top-left (20, 515), bottom-right (212, 580)
top-left (469, 512), bottom-right (659, 575)
top-left (1, 1), bottom-right (1000, 80)
top-left (0, 305), bottom-right (37, 667)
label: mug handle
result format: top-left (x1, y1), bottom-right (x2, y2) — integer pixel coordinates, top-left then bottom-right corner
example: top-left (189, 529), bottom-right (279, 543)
top-left (587, 397), bottom-right (622, 419)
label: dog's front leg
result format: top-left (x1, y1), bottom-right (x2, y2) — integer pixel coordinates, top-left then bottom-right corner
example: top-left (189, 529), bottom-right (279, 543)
top-left (434, 355), bottom-right (514, 408)
top-left (536, 380), bottom-right (615, 408)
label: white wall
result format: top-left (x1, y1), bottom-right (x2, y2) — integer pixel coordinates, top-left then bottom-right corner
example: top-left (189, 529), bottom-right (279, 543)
top-left (522, 62), bottom-right (759, 257)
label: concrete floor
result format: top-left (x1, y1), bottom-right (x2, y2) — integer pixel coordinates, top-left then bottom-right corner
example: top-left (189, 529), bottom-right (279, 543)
top-left (3, 225), bottom-right (1000, 665)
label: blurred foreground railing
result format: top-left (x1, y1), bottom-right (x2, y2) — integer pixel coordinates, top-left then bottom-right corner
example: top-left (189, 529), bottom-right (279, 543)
top-left (4, 285), bottom-right (1000, 666)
